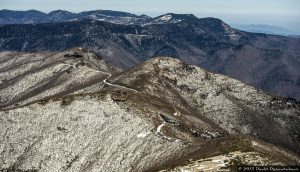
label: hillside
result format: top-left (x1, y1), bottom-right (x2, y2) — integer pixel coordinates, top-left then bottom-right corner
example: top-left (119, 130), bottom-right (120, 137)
top-left (0, 50), bottom-right (299, 171)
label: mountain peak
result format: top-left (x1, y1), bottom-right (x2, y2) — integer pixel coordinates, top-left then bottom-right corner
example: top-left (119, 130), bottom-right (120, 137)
top-left (139, 14), bottom-right (151, 18)
top-left (143, 13), bottom-right (198, 25)
top-left (80, 10), bottom-right (138, 17)
top-left (167, 13), bottom-right (197, 18)
top-left (145, 56), bottom-right (182, 66)
top-left (48, 10), bottom-right (73, 15)
top-left (0, 9), bottom-right (46, 15)
top-left (157, 14), bottom-right (173, 21)
top-left (156, 13), bottom-right (197, 21)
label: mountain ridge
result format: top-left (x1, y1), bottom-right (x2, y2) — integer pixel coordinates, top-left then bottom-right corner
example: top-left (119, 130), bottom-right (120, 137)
top-left (2, 9), bottom-right (299, 36)
top-left (0, 16), bottom-right (299, 101)
top-left (0, 49), bottom-right (299, 171)
top-left (0, 9), bottom-right (150, 25)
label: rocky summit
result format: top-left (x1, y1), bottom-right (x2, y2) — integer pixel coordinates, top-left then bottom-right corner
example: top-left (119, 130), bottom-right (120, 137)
top-left (0, 49), bottom-right (299, 171)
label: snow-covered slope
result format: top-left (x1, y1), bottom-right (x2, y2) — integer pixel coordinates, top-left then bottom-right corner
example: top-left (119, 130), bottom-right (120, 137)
top-left (0, 48), bottom-right (111, 109)
top-left (0, 51), bottom-right (299, 171)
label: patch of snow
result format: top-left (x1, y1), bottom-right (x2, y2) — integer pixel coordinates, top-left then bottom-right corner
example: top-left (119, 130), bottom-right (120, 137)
top-left (159, 15), bottom-right (172, 21)
top-left (99, 48), bottom-right (113, 56)
top-left (191, 129), bottom-right (197, 134)
top-left (252, 141), bottom-right (258, 146)
top-left (69, 18), bottom-right (78, 21)
top-left (137, 132), bottom-right (151, 138)
top-left (62, 63), bottom-right (77, 69)
top-left (89, 15), bottom-right (97, 19)
top-left (201, 130), bottom-right (221, 139)
top-left (21, 41), bottom-right (28, 51)
top-left (178, 168), bottom-right (191, 172)
top-left (222, 23), bottom-right (240, 41)
top-left (157, 121), bottom-right (166, 133)
top-left (229, 34), bottom-right (240, 41)
top-left (156, 121), bottom-right (179, 141)
top-left (64, 34), bottom-right (72, 37)
top-left (173, 109), bottom-right (180, 116)
top-left (172, 19), bottom-right (182, 23)
top-left (124, 17), bottom-right (133, 19)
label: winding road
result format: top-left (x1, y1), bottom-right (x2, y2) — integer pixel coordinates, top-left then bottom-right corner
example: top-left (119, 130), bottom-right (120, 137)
top-left (93, 69), bottom-right (139, 93)
top-left (96, 69), bottom-right (180, 142)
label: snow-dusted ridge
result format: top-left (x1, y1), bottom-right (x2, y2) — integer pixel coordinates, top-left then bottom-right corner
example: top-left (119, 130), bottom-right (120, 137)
top-left (0, 50), bottom-right (299, 171)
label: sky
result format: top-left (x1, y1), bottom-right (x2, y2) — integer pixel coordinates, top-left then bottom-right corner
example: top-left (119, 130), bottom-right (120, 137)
top-left (1, 0), bottom-right (300, 31)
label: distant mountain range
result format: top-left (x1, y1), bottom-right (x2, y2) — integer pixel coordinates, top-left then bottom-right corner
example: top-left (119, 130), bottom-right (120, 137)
top-left (0, 9), bottom-right (300, 101)
top-left (0, 9), bottom-right (150, 25)
top-left (1, 9), bottom-right (299, 37)
top-left (231, 24), bottom-right (300, 37)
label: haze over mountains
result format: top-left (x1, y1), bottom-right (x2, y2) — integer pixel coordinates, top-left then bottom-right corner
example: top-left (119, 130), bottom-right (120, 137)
top-left (0, 9), bottom-right (300, 101)
top-left (231, 24), bottom-right (300, 37)
top-left (0, 48), bottom-right (299, 171)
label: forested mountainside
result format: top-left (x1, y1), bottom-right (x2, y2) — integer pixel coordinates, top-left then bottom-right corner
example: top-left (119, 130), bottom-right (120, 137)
top-left (0, 13), bottom-right (300, 101)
